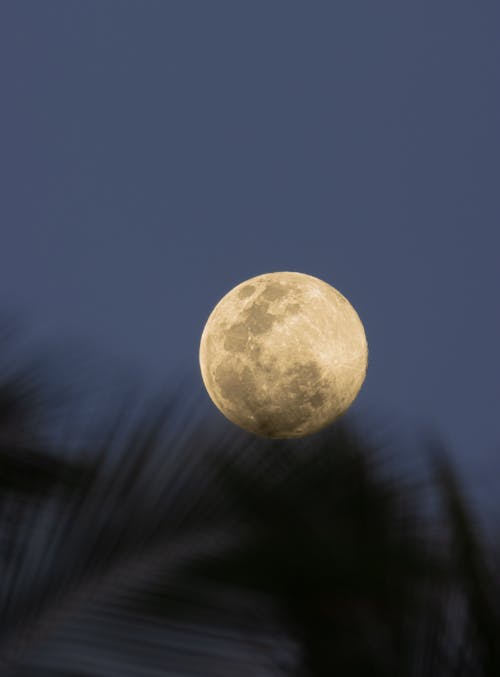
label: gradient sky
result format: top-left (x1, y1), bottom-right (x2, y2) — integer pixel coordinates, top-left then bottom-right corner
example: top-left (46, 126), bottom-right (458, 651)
top-left (1, 2), bottom-right (499, 502)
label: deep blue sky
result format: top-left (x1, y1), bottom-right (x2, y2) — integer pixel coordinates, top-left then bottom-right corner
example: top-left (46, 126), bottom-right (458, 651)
top-left (0, 2), bottom-right (499, 495)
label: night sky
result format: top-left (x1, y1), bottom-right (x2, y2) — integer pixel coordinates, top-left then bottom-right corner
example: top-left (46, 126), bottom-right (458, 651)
top-left (1, 3), bottom-right (499, 502)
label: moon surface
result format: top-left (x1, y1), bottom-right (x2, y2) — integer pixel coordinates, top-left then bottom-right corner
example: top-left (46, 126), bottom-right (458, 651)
top-left (199, 271), bottom-right (368, 438)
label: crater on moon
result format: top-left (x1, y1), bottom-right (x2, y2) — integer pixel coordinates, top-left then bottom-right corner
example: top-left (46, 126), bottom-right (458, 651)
top-left (199, 271), bottom-right (368, 438)
top-left (238, 284), bottom-right (256, 299)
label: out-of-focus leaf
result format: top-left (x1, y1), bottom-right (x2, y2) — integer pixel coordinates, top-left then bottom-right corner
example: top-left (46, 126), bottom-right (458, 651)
top-left (0, 341), bottom-right (499, 676)
top-left (434, 443), bottom-right (500, 676)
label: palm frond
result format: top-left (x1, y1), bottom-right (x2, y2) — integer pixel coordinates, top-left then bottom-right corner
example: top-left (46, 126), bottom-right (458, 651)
top-left (433, 442), bottom-right (500, 676)
top-left (0, 344), bottom-right (499, 676)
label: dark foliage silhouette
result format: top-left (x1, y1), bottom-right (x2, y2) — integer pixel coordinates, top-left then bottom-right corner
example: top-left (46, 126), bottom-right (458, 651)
top-left (0, 338), bottom-right (498, 675)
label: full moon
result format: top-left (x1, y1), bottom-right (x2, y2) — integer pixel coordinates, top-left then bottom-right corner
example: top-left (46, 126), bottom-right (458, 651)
top-left (199, 271), bottom-right (368, 438)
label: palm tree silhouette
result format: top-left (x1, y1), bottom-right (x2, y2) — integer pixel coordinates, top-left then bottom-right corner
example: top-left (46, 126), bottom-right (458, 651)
top-left (0, 335), bottom-right (499, 676)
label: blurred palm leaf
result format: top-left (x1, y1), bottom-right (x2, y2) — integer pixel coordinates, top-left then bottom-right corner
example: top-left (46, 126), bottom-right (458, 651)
top-left (0, 350), bottom-right (498, 676)
top-left (433, 445), bottom-right (500, 676)
top-left (186, 426), bottom-right (437, 676)
top-left (0, 357), bottom-right (297, 675)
